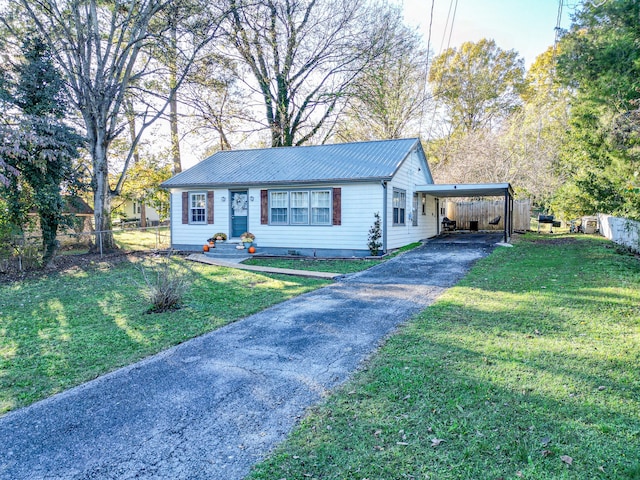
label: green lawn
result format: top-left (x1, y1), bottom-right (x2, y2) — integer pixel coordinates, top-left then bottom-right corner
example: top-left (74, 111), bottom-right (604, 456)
top-left (248, 235), bottom-right (640, 480)
top-left (243, 242), bottom-right (422, 274)
top-left (113, 226), bottom-right (170, 251)
top-left (0, 257), bottom-right (329, 415)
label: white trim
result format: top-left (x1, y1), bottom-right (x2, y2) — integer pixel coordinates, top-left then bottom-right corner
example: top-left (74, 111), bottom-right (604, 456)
top-left (189, 191), bottom-right (207, 224)
top-left (414, 183), bottom-right (512, 197)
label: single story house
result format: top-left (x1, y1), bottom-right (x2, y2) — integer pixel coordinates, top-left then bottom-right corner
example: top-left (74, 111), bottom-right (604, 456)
top-left (160, 138), bottom-right (514, 256)
top-left (116, 200), bottom-right (162, 227)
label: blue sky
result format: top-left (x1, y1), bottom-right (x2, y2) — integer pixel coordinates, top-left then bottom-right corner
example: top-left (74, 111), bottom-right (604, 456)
top-left (398, 0), bottom-right (577, 67)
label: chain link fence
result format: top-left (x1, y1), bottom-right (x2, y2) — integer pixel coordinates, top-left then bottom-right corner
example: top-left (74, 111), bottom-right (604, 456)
top-left (0, 224), bottom-right (171, 273)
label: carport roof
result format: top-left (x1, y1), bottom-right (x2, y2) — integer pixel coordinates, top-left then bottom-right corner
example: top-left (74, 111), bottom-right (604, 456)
top-left (415, 183), bottom-right (513, 198)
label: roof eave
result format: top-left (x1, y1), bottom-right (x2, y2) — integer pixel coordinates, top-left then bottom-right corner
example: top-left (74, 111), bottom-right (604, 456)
top-left (161, 176), bottom-right (394, 189)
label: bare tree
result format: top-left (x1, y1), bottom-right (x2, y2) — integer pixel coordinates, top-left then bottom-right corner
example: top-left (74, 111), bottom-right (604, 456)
top-left (5, 0), bottom-right (220, 248)
top-left (181, 54), bottom-right (254, 152)
top-left (333, 8), bottom-right (430, 142)
top-left (219, 0), bottom-right (387, 147)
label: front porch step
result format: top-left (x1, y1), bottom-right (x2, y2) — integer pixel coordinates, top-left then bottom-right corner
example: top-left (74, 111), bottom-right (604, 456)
top-left (203, 241), bottom-right (255, 259)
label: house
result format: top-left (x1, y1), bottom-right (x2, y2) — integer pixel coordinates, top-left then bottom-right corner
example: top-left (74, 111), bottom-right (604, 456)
top-left (116, 200), bottom-right (162, 227)
top-left (161, 138), bottom-right (444, 257)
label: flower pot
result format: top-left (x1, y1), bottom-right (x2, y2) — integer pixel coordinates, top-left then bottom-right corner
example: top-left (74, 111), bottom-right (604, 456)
top-left (243, 242), bottom-right (253, 248)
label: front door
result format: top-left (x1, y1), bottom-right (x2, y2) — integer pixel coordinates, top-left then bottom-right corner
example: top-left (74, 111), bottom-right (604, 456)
top-left (230, 191), bottom-right (248, 238)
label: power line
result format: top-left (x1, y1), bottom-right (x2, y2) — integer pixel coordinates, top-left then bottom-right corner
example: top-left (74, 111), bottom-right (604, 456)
top-left (418, 0), bottom-right (436, 133)
top-left (424, 0), bottom-right (459, 142)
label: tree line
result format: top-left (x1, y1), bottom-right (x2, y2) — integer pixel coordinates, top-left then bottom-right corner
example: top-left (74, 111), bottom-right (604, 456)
top-left (1, 0), bottom-right (638, 266)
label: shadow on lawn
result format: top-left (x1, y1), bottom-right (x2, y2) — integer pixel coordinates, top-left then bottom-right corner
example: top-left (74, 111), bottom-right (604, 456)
top-left (253, 306), bottom-right (640, 479)
top-left (0, 256), bottom-right (328, 415)
top-left (256, 235), bottom-right (640, 479)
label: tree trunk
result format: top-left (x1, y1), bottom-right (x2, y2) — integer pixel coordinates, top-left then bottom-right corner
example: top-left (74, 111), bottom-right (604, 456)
top-left (90, 130), bottom-right (115, 251)
top-left (169, 18), bottom-right (181, 174)
top-left (40, 210), bottom-right (59, 267)
top-left (140, 203), bottom-right (147, 229)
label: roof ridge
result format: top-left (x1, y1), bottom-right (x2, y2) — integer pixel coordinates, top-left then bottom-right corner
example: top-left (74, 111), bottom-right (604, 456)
top-left (212, 137), bottom-right (420, 155)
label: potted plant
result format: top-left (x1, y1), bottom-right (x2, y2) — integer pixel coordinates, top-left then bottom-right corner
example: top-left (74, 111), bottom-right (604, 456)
top-left (213, 232), bottom-right (227, 242)
top-left (240, 232), bottom-right (255, 248)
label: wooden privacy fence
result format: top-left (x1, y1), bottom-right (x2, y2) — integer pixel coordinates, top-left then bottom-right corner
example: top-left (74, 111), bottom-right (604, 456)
top-left (445, 199), bottom-right (531, 232)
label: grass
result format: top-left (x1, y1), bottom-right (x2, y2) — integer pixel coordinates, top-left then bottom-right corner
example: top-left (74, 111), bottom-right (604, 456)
top-left (243, 242), bottom-right (423, 274)
top-left (52, 227), bottom-right (171, 256)
top-left (0, 256), bottom-right (329, 415)
top-left (247, 235), bottom-right (640, 480)
top-left (113, 226), bottom-right (170, 251)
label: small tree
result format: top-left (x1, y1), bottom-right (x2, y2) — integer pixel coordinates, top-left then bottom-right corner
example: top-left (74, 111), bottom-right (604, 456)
top-left (368, 212), bottom-right (382, 256)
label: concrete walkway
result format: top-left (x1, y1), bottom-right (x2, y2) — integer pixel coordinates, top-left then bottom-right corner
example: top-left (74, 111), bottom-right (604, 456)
top-left (0, 236), bottom-right (499, 480)
top-left (186, 253), bottom-right (341, 279)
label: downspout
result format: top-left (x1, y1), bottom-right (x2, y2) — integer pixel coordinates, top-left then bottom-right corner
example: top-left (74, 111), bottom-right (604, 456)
top-left (169, 189), bottom-right (174, 248)
top-left (382, 181), bottom-right (388, 253)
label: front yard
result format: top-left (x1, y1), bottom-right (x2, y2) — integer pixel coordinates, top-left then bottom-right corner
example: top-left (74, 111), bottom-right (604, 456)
top-left (1, 234), bottom-right (638, 478)
top-left (248, 235), bottom-right (640, 479)
top-left (0, 255), bottom-right (329, 415)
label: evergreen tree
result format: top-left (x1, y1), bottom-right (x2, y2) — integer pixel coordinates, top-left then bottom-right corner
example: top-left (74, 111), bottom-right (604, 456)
top-left (0, 36), bottom-right (84, 265)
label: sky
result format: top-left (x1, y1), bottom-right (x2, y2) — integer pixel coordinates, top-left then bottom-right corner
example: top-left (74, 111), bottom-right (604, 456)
top-left (397, 0), bottom-right (577, 67)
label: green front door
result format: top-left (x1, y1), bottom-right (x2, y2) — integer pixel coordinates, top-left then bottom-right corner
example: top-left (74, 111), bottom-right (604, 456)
top-left (230, 191), bottom-right (248, 238)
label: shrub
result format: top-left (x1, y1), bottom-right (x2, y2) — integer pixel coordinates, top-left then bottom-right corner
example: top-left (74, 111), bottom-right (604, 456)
top-left (368, 212), bottom-right (382, 256)
top-left (139, 251), bottom-right (188, 313)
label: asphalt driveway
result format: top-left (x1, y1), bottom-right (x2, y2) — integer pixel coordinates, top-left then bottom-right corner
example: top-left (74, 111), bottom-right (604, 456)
top-left (0, 234), bottom-right (501, 480)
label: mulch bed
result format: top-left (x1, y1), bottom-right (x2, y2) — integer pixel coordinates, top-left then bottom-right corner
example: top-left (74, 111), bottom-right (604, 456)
top-left (0, 250), bottom-right (149, 284)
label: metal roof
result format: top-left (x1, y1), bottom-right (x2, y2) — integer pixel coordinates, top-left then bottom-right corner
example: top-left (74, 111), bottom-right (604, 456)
top-left (161, 138), bottom-right (431, 188)
top-left (415, 183), bottom-right (513, 198)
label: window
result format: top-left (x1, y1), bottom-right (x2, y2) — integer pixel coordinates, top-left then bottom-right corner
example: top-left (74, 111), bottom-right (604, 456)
top-left (269, 189), bottom-right (331, 225)
top-left (421, 195), bottom-right (426, 215)
top-left (412, 193), bottom-right (419, 226)
top-left (290, 191), bottom-right (309, 224)
top-left (311, 191), bottom-right (331, 224)
top-left (190, 192), bottom-right (206, 223)
top-left (393, 189), bottom-right (406, 225)
top-left (270, 191), bottom-right (289, 224)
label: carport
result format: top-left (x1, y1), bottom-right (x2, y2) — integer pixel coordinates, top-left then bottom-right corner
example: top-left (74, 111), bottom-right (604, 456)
top-left (415, 183), bottom-right (514, 243)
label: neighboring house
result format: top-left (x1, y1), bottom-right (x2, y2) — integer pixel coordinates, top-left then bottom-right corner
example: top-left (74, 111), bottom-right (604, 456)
top-left (161, 138), bottom-right (442, 257)
top-left (28, 195), bottom-right (94, 231)
top-left (118, 200), bottom-right (161, 226)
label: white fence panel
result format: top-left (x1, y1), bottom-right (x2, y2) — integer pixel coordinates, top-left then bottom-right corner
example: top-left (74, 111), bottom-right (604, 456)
top-left (598, 214), bottom-right (640, 253)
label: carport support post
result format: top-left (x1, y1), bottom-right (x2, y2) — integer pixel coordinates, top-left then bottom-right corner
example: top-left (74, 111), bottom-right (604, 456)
top-left (503, 190), bottom-right (507, 243)
top-left (503, 188), bottom-right (512, 243)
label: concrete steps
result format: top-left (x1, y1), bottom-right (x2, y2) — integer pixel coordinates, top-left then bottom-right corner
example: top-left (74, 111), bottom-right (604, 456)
top-left (203, 241), bottom-right (253, 261)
